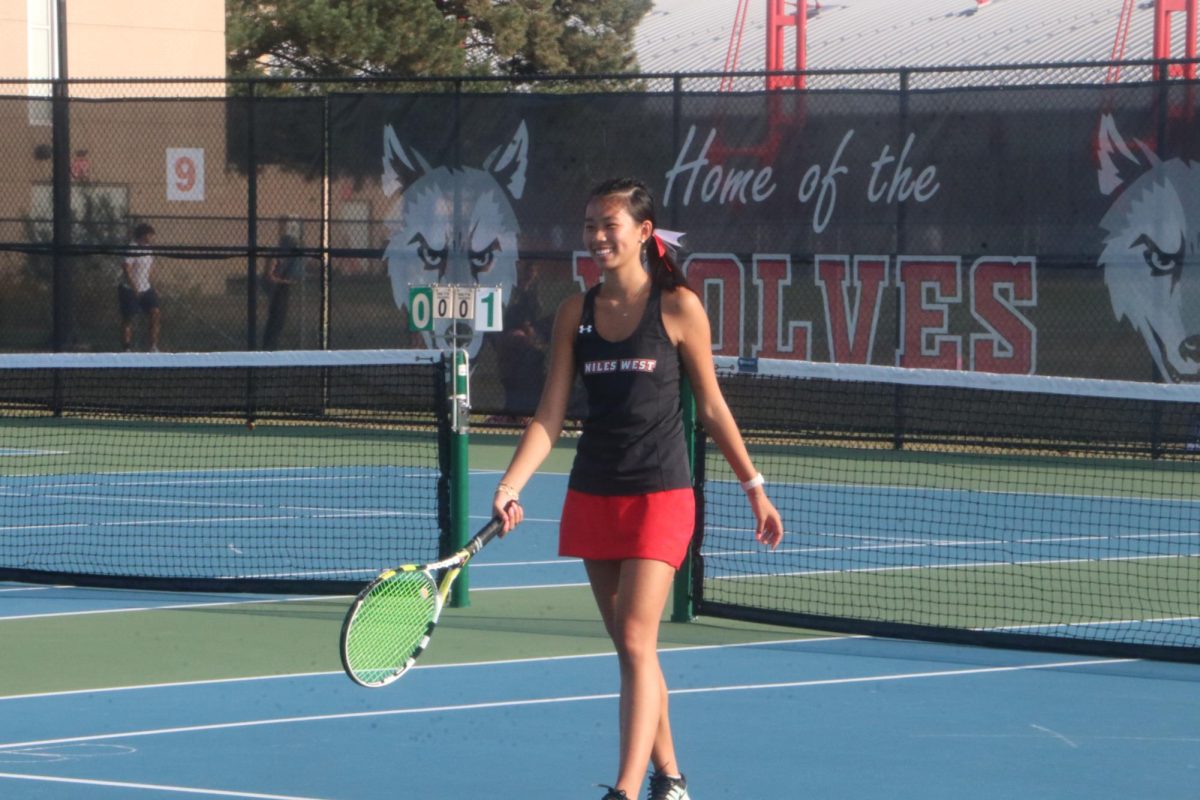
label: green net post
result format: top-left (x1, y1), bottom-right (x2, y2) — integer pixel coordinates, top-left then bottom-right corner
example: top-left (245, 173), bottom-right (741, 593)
top-left (672, 376), bottom-right (697, 622)
top-left (448, 348), bottom-right (471, 608)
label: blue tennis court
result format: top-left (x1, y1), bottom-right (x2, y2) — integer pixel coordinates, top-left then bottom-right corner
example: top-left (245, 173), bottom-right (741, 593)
top-left (0, 465), bottom-right (442, 581)
top-left (1, 467), bottom-right (1198, 798)
top-left (1, 637), bottom-right (1196, 799)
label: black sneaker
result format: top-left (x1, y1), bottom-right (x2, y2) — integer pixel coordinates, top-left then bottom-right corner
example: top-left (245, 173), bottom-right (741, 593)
top-left (648, 771), bottom-right (690, 800)
top-left (599, 786), bottom-right (630, 800)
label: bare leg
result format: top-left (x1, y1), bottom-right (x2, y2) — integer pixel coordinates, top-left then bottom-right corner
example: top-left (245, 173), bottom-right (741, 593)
top-left (585, 558), bottom-right (679, 797)
top-left (148, 308), bottom-right (161, 351)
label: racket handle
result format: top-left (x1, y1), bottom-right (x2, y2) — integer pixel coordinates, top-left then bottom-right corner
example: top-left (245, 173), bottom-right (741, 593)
top-left (466, 516), bottom-right (505, 555)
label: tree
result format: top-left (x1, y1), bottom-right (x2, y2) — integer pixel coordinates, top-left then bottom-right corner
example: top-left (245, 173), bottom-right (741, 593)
top-left (454, 0), bottom-right (652, 77)
top-left (227, 0), bottom-right (652, 89)
top-left (227, 1), bottom-right (466, 82)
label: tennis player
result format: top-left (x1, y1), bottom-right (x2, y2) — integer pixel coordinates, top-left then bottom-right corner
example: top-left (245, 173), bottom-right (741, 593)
top-left (491, 177), bottom-right (784, 800)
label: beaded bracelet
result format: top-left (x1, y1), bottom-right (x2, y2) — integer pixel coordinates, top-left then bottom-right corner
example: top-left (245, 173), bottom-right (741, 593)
top-left (496, 482), bottom-right (520, 503)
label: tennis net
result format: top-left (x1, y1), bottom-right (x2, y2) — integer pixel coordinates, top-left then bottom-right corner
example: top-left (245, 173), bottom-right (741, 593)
top-left (692, 357), bottom-right (1200, 662)
top-left (0, 349), bottom-right (448, 593)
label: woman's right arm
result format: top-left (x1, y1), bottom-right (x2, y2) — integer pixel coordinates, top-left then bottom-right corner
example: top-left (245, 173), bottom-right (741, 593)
top-left (492, 293), bottom-right (583, 531)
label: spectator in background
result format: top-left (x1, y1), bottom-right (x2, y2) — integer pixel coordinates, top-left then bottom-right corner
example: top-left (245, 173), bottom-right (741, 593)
top-left (70, 149), bottom-right (90, 182)
top-left (493, 261), bottom-right (551, 417)
top-left (262, 218), bottom-right (305, 350)
top-left (119, 223), bottom-right (159, 352)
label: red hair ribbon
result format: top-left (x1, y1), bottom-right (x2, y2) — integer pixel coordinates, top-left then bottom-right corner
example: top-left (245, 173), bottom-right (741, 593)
top-left (651, 229), bottom-right (686, 272)
top-left (653, 233), bottom-right (668, 260)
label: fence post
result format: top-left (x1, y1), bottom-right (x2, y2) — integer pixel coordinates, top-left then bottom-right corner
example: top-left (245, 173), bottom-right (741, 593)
top-left (246, 81), bottom-right (259, 352)
top-left (448, 349), bottom-right (472, 608)
top-left (670, 73), bottom-right (696, 623)
top-left (51, 75), bottom-right (71, 354)
top-left (320, 93), bottom-right (331, 350)
top-left (672, 376), bottom-right (697, 622)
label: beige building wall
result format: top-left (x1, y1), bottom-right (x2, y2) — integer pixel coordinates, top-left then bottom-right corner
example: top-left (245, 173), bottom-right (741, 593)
top-left (0, 3), bottom-right (331, 352)
top-left (0, 0), bottom-right (225, 88)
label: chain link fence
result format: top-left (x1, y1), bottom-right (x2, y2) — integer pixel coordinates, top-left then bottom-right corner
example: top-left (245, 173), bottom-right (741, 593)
top-left (1, 60), bottom-right (1197, 412)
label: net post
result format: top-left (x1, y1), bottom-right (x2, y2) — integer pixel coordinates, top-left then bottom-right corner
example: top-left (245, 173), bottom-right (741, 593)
top-left (672, 376), bottom-right (697, 622)
top-left (448, 347), bottom-right (472, 608)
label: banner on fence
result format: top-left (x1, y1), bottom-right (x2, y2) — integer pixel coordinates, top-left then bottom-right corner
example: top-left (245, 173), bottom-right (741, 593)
top-left (3, 83), bottom-right (1198, 413)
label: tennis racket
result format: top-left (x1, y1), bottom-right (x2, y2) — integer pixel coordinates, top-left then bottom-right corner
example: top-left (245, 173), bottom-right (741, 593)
top-left (340, 516), bottom-right (503, 688)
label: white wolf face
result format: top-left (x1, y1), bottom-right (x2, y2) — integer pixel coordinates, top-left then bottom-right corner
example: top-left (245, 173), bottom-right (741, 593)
top-left (1097, 114), bottom-right (1200, 382)
top-left (382, 121), bottom-right (528, 358)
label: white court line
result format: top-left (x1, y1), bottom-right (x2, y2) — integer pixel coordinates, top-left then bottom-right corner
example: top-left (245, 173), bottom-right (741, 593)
top-left (701, 526), bottom-right (1200, 553)
top-left (467, 512), bottom-right (560, 525)
top-left (0, 594), bottom-right (328, 622)
top-left (0, 581), bottom-right (590, 622)
top-left (706, 551), bottom-right (1200, 580)
top-left (472, 468), bottom-right (570, 477)
top-left (0, 656), bottom-right (1132, 753)
top-left (707, 476), bottom-right (1200, 505)
top-left (1, 464), bottom-right (430, 481)
top-left (474, 580), bottom-right (590, 590)
top-left (0, 509), bottom-right (425, 534)
top-left (0, 585), bottom-right (69, 594)
top-left (1030, 724), bottom-right (1079, 748)
top-left (0, 772), bottom-right (329, 800)
top-left (470, 558), bottom-right (581, 568)
top-left (0, 568), bottom-right (589, 621)
top-left (988, 615), bottom-right (1200, 632)
top-left (0, 638), bottom-right (847, 702)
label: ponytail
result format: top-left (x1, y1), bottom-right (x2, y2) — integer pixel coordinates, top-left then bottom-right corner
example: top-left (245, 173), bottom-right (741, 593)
top-left (644, 233), bottom-right (689, 292)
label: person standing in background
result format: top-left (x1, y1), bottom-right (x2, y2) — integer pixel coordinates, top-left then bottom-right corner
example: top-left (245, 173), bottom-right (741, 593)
top-left (262, 218), bottom-right (305, 350)
top-left (118, 223), bottom-right (159, 352)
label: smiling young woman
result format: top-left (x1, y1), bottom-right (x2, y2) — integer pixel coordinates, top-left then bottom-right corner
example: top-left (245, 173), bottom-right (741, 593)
top-left (490, 177), bottom-right (784, 800)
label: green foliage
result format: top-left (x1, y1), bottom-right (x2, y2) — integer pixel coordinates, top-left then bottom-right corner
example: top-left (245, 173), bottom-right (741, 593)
top-left (458, 0), bottom-right (652, 76)
top-left (17, 189), bottom-right (129, 349)
top-left (22, 189), bottom-right (126, 290)
top-left (227, 0), bottom-right (652, 93)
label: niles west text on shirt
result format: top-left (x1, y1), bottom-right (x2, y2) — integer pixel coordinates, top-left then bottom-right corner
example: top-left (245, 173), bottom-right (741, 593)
top-left (582, 358), bottom-right (658, 375)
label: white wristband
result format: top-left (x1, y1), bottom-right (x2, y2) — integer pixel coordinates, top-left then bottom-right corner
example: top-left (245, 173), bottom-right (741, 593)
top-left (740, 472), bottom-right (765, 492)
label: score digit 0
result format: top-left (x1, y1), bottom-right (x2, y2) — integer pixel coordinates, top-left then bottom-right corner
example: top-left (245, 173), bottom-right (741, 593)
top-left (453, 288), bottom-right (475, 320)
top-left (407, 286), bottom-right (433, 331)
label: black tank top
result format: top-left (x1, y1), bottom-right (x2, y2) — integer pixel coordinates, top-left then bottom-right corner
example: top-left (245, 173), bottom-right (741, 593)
top-left (569, 284), bottom-right (692, 495)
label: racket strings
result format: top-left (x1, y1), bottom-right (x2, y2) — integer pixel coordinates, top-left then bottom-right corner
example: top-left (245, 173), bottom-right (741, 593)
top-left (343, 570), bottom-right (439, 686)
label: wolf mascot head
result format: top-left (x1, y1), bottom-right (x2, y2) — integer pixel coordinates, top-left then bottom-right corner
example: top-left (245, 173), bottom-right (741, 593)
top-left (1097, 114), bottom-right (1200, 382)
top-left (383, 121), bottom-right (528, 359)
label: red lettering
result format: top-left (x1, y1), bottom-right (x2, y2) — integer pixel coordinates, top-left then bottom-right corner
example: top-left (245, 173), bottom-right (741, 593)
top-left (897, 257), bottom-right (962, 369)
top-left (816, 256), bottom-right (889, 364)
top-left (970, 258), bottom-right (1036, 374)
top-left (753, 256), bottom-right (811, 359)
top-left (684, 256), bottom-right (744, 357)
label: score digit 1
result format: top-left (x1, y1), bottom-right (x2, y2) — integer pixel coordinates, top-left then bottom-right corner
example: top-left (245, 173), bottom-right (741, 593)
top-left (474, 287), bottom-right (502, 332)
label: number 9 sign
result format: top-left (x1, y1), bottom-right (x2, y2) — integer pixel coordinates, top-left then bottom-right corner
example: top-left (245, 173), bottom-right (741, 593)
top-left (166, 148), bottom-right (205, 202)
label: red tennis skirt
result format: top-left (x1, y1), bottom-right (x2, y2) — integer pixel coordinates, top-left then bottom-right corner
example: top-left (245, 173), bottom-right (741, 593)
top-left (559, 487), bottom-right (695, 569)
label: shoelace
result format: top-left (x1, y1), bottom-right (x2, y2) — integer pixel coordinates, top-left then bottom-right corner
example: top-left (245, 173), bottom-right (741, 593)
top-left (599, 785), bottom-right (629, 800)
